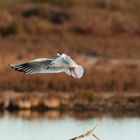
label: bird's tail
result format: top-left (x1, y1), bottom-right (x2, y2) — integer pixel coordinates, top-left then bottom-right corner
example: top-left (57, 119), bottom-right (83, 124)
top-left (74, 65), bottom-right (84, 79)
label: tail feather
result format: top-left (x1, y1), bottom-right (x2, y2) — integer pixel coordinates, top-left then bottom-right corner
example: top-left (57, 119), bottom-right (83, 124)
top-left (74, 65), bottom-right (84, 79)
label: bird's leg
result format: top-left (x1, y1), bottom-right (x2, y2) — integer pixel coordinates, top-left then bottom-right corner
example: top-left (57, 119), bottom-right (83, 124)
top-left (73, 70), bottom-right (78, 78)
top-left (69, 68), bottom-right (77, 78)
top-left (69, 68), bottom-right (72, 75)
top-left (71, 67), bottom-right (78, 78)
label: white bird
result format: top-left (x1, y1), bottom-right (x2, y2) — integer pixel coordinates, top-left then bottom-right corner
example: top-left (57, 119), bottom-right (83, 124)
top-left (9, 52), bottom-right (84, 79)
top-left (69, 121), bottom-right (100, 140)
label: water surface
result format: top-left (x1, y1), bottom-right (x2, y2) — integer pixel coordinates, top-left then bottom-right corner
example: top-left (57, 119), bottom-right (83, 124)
top-left (0, 115), bottom-right (140, 140)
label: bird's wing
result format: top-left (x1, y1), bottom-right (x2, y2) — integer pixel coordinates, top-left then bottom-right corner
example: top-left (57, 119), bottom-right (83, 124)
top-left (61, 54), bottom-right (77, 66)
top-left (68, 137), bottom-right (78, 140)
top-left (9, 58), bottom-right (57, 74)
top-left (42, 67), bottom-right (64, 73)
top-left (91, 121), bottom-right (101, 132)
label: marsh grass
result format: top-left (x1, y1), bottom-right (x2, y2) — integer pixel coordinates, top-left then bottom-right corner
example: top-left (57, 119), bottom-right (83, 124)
top-left (30, 0), bottom-right (75, 8)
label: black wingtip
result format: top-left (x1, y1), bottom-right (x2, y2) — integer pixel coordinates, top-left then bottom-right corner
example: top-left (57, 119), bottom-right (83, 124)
top-left (68, 137), bottom-right (77, 140)
top-left (9, 64), bottom-right (18, 70)
top-left (8, 64), bottom-right (14, 68)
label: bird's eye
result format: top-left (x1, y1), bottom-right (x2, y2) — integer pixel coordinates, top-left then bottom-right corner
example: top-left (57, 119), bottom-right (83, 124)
top-left (57, 51), bottom-right (62, 55)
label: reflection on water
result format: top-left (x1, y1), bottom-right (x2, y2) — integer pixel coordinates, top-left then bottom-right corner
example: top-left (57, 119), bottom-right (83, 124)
top-left (0, 110), bottom-right (140, 121)
top-left (0, 111), bottom-right (140, 140)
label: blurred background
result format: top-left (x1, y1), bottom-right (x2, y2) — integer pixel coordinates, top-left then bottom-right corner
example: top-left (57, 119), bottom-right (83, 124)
top-left (0, 0), bottom-right (140, 140)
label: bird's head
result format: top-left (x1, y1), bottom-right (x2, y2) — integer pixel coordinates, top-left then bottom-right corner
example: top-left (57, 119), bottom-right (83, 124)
top-left (57, 51), bottom-right (62, 56)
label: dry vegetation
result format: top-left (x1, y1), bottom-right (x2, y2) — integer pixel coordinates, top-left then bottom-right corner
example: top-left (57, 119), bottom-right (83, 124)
top-left (0, 0), bottom-right (140, 111)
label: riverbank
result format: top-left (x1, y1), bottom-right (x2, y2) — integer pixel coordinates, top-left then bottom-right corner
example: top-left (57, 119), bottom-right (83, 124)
top-left (0, 91), bottom-right (140, 114)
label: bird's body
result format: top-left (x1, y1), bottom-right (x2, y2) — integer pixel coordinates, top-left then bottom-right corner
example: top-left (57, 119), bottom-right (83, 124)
top-left (69, 129), bottom-right (100, 140)
top-left (9, 52), bottom-right (84, 79)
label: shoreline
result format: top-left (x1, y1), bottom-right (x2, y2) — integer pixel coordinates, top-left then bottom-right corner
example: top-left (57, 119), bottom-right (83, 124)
top-left (0, 109), bottom-right (140, 121)
top-left (0, 91), bottom-right (140, 114)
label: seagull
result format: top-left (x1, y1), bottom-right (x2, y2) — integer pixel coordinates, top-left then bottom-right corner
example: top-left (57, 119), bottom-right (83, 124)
top-left (9, 52), bottom-right (84, 79)
top-left (69, 121), bottom-right (100, 140)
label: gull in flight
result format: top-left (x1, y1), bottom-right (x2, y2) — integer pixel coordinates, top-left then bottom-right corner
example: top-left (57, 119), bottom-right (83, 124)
top-left (9, 52), bottom-right (84, 79)
top-left (69, 121), bottom-right (100, 140)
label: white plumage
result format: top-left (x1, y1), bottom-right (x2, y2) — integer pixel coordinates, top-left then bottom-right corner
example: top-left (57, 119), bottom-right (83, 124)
top-left (9, 52), bottom-right (84, 79)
